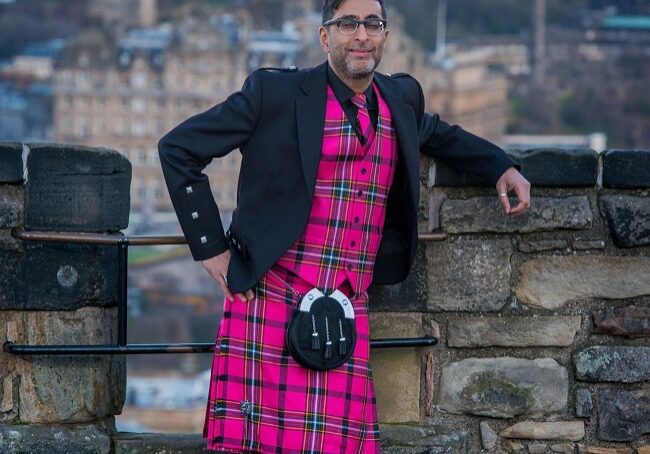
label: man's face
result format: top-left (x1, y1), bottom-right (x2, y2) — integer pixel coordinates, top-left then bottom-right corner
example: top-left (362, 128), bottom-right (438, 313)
top-left (320, 0), bottom-right (388, 81)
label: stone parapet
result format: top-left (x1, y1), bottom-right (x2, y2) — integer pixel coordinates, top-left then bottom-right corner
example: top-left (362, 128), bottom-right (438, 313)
top-left (2, 144), bottom-right (649, 453)
top-left (25, 143), bottom-right (130, 232)
top-left (0, 142), bottom-right (23, 183)
top-left (602, 149), bottom-right (650, 188)
top-left (0, 142), bottom-right (128, 451)
top-left (369, 148), bottom-right (650, 453)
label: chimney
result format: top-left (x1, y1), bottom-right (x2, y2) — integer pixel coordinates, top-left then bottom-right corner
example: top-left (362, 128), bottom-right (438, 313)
top-left (532, 0), bottom-right (546, 84)
top-left (434, 0), bottom-right (447, 64)
top-left (139, 0), bottom-right (157, 27)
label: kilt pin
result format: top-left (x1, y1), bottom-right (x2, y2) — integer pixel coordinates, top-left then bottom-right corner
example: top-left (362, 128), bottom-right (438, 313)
top-left (204, 83), bottom-right (397, 452)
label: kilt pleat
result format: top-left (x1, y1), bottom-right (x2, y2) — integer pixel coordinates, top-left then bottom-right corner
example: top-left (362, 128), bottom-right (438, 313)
top-left (204, 273), bottom-right (380, 453)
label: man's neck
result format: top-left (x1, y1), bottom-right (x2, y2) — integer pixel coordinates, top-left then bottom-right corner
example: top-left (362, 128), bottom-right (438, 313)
top-left (329, 63), bottom-right (373, 94)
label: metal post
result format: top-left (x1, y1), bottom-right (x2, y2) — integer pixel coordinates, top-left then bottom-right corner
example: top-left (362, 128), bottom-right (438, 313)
top-left (117, 236), bottom-right (129, 347)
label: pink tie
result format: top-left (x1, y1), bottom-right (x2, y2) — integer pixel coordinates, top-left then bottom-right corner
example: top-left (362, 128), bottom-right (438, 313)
top-left (351, 93), bottom-right (373, 143)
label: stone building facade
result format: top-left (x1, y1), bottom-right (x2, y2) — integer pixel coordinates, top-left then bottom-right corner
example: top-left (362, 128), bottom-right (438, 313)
top-left (52, 23), bottom-right (248, 216)
top-left (1, 142), bottom-right (648, 453)
top-left (378, 24), bottom-right (510, 147)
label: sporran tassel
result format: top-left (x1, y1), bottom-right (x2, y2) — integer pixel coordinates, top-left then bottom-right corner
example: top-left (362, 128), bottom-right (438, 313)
top-left (324, 317), bottom-right (332, 358)
top-left (311, 314), bottom-right (320, 350)
top-left (338, 319), bottom-right (346, 355)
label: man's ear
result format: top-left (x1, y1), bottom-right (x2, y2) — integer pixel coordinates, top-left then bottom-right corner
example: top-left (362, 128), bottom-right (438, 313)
top-left (319, 26), bottom-right (330, 53)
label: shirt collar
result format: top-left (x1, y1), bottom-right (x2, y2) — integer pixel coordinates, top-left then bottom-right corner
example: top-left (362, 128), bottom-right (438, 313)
top-left (326, 62), bottom-right (375, 106)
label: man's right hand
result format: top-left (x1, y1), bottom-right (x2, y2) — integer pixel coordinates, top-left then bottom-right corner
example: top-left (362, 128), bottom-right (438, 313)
top-left (201, 251), bottom-right (254, 302)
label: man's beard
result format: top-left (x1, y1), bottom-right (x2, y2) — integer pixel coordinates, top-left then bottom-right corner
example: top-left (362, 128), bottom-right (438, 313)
top-left (345, 57), bottom-right (379, 79)
top-left (331, 47), bottom-right (382, 80)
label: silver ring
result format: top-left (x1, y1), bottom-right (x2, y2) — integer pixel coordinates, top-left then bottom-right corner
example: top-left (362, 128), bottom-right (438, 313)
top-left (499, 193), bottom-right (508, 197)
top-left (222, 274), bottom-right (228, 285)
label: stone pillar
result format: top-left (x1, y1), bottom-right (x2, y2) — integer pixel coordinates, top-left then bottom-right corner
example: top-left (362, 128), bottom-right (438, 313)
top-left (0, 143), bottom-right (131, 454)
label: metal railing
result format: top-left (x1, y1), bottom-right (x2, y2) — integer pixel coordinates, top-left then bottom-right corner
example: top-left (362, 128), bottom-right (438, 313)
top-left (3, 229), bottom-right (445, 355)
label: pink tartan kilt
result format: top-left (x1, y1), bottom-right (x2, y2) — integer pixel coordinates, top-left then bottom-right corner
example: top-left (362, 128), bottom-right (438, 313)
top-left (203, 272), bottom-right (381, 453)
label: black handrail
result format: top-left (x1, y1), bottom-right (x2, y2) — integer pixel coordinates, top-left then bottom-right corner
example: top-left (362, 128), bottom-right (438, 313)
top-left (3, 337), bottom-right (438, 355)
top-left (7, 228), bottom-right (443, 355)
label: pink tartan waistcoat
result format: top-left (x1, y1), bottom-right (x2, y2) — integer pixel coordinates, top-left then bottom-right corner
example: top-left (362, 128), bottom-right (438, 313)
top-left (274, 83), bottom-right (398, 295)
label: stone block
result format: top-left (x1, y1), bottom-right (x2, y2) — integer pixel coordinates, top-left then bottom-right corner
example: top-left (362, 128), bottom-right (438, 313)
top-left (0, 422), bottom-right (111, 454)
top-left (518, 240), bottom-right (568, 253)
top-left (0, 185), bottom-right (22, 228)
top-left (602, 149), bottom-right (650, 188)
top-left (573, 346), bottom-right (650, 383)
top-left (572, 240), bottom-right (605, 250)
top-left (370, 312), bottom-right (425, 339)
top-left (447, 316), bottom-right (581, 347)
top-left (529, 444), bottom-right (548, 453)
top-left (25, 143), bottom-right (130, 232)
top-left (480, 420), bottom-right (497, 450)
top-left (437, 357), bottom-right (568, 418)
top-left (592, 305), bottom-right (650, 338)
top-left (597, 388), bottom-right (650, 442)
top-left (577, 446), bottom-right (633, 454)
top-left (505, 440), bottom-right (526, 451)
top-left (575, 389), bottom-right (593, 418)
top-left (380, 423), bottom-right (467, 454)
top-left (508, 149), bottom-right (598, 187)
top-left (441, 196), bottom-right (592, 234)
top-left (0, 244), bottom-right (24, 309)
top-left (0, 308), bottom-right (125, 423)
top-left (0, 142), bottom-right (23, 183)
top-left (112, 433), bottom-right (208, 454)
top-left (516, 256), bottom-right (650, 309)
top-left (372, 348), bottom-right (421, 423)
top-left (369, 244), bottom-right (428, 312)
top-left (429, 159), bottom-right (490, 187)
top-left (427, 238), bottom-right (513, 311)
top-left (550, 444), bottom-right (575, 453)
top-left (22, 241), bottom-right (118, 310)
top-left (600, 195), bottom-right (650, 248)
top-left (500, 421), bottom-right (584, 441)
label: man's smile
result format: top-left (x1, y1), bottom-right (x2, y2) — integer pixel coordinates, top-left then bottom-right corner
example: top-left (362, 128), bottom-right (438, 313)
top-left (349, 48), bottom-right (372, 57)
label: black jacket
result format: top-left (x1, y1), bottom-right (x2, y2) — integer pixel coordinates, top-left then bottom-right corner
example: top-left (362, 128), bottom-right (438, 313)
top-left (158, 62), bottom-right (516, 292)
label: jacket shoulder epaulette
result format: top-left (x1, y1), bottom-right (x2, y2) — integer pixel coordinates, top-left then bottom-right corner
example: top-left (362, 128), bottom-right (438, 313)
top-left (256, 65), bottom-right (299, 72)
top-left (388, 72), bottom-right (413, 79)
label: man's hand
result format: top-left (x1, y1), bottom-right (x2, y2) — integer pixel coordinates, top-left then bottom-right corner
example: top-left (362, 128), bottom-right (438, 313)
top-left (496, 167), bottom-right (531, 216)
top-left (201, 251), bottom-right (254, 303)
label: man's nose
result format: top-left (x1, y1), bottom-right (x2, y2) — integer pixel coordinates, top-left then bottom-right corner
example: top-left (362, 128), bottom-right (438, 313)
top-left (354, 23), bottom-right (370, 39)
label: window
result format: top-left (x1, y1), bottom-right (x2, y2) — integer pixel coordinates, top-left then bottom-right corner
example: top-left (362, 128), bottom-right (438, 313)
top-left (148, 149), bottom-right (159, 166)
top-left (131, 97), bottom-right (146, 112)
top-left (132, 121), bottom-right (147, 137)
top-left (151, 180), bottom-right (165, 200)
top-left (132, 71), bottom-right (147, 89)
top-left (77, 118), bottom-right (90, 138)
top-left (134, 147), bottom-right (147, 165)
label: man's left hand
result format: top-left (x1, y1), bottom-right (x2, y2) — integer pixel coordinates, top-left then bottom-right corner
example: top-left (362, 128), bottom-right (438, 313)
top-left (496, 167), bottom-right (531, 216)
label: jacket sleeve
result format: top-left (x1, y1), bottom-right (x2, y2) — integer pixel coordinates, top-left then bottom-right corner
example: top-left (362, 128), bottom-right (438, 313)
top-left (158, 71), bottom-right (261, 261)
top-left (398, 74), bottom-right (518, 186)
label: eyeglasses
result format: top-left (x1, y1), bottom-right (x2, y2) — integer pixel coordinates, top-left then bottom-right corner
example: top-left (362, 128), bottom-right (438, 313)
top-left (323, 17), bottom-right (387, 36)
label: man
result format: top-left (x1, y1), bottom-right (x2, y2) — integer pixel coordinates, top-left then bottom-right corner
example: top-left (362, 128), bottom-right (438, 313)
top-left (159, 0), bottom-right (530, 451)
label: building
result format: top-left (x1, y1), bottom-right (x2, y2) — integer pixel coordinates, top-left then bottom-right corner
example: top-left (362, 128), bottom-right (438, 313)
top-left (52, 19), bottom-right (249, 221)
top-left (378, 20), bottom-right (509, 146)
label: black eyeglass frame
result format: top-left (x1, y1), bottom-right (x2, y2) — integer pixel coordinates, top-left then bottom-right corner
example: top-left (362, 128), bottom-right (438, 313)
top-left (322, 17), bottom-right (388, 36)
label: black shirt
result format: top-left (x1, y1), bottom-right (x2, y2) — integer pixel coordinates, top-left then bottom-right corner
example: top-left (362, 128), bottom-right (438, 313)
top-left (327, 63), bottom-right (379, 145)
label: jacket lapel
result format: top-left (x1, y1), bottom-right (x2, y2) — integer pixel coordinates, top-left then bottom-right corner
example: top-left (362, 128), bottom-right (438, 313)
top-left (373, 73), bottom-right (420, 207)
top-left (296, 64), bottom-right (420, 206)
top-left (296, 62), bottom-right (328, 200)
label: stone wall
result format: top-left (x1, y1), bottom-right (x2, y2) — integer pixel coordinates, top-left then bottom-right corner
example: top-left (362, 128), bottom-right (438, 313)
top-left (371, 148), bottom-right (650, 454)
top-left (0, 142), bottom-right (130, 454)
top-left (1, 143), bottom-right (648, 454)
